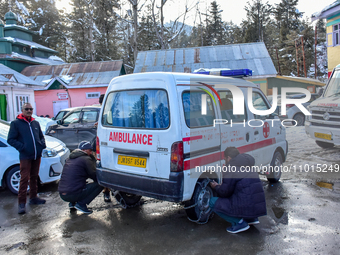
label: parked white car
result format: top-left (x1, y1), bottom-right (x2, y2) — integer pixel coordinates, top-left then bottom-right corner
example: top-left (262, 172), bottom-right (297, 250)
top-left (267, 93), bottom-right (320, 126)
top-left (0, 120), bottom-right (70, 194)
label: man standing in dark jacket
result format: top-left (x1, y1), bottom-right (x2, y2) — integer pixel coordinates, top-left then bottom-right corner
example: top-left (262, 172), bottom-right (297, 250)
top-left (7, 103), bottom-right (47, 214)
top-left (58, 141), bottom-right (103, 214)
top-left (209, 147), bottom-right (267, 234)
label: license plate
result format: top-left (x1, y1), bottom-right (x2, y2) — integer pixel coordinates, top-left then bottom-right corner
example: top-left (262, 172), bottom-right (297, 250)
top-left (118, 155), bottom-right (147, 168)
top-left (314, 132), bottom-right (332, 140)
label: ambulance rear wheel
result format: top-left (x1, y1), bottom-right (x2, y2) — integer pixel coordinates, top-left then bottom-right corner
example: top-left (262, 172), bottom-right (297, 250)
top-left (315, 141), bottom-right (334, 148)
top-left (185, 181), bottom-right (213, 223)
top-left (267, 151), bottom-right (282, 183)
top-left (114, 192), bottom-right (142, 206)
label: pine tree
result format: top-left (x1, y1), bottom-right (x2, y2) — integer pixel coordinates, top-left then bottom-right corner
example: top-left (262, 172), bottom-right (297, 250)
top-left (27, 0), bottom-right (67, 55)
top-left (224, 21), bottom-right (245, 44)
top-left (93, 0), bottom-right (120, 61)
top-left (274, 0), bottom-right (303, 42)
top-left (205, 1), bottom-right (224, 46)
top-left (68, 0), bottom-right (93, 62)
top-left (243, 0), bottom-right (272, 43)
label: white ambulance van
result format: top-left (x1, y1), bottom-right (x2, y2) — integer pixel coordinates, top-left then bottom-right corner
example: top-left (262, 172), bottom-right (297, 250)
top-left (96, 71), bottom-right (288, 223)
top-left (305, 64), bottom-right (340, 148)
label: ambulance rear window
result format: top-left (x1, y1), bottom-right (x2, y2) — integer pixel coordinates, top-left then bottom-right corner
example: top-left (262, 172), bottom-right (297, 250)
top-left (102, 89), bottom-right (170, 129)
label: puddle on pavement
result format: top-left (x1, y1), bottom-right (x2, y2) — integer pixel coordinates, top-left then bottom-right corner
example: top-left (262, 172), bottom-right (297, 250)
top-left (316, 182), bottom-right (333, 190)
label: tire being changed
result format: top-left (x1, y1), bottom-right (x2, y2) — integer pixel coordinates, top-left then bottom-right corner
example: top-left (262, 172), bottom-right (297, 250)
top-left (267, 151), bottom-right (283, 183)
top-left (185, 181), bottom-right (214, 223)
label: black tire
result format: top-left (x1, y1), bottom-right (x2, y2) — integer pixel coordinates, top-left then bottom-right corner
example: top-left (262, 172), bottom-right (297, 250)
top-left (316, 140), bottom-right (335, 148)
top-left (185, 181), bottom-right (214, 223)
top-left (293, 113), bottom-right (305, 126)
top-left (6, 166), bottom-right (24, 195)
top-left (267, 151), bottom-right (283, 183)
top-left (114, 192), bottom-right (142, 207)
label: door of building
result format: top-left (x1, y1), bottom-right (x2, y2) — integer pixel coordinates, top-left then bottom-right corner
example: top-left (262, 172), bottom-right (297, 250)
top-left (53, 100), bottom-right (69, 118)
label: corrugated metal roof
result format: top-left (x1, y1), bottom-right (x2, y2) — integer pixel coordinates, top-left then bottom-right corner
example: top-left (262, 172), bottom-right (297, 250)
top-left (134, 42), bottom-right (277, 77)
top-left (0, 64), bottom-right (41, 86)
top-left (21, 60), bottom-right (124, 87)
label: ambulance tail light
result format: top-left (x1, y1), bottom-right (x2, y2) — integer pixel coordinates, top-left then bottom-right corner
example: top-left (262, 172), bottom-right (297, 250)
top-left (170, 141), bottom-right (184, 172)
top-left (96, 136), bottom-right (100, 160)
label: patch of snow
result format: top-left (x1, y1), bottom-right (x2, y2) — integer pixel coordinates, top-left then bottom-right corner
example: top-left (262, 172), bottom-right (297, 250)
top-left (48, 55), bottom-right (64, 62)
top-left (42, 78), bottom-right (53, 84)
top-left (4, 37), bottom-right (15, 42)
top-left (15, 0), bottom-right (30, 16)
top-left (60, 75), bottom-right (73, 84)
top-left (193, 68), bottom-right (231, 73)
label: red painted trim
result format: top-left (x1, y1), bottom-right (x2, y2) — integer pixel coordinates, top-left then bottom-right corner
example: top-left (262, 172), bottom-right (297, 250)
top-left (238, 138), bottom-right (276, 154)
top-left (183, 135), bottom-right (203, 142)
top-left (183, 138), bottom-right (276, 170)
top-left (328, 71), bottom-right (332, 78)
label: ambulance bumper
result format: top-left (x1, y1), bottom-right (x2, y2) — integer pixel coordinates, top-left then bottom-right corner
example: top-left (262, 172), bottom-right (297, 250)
top-left (96, 168), bottom-right (184, 202)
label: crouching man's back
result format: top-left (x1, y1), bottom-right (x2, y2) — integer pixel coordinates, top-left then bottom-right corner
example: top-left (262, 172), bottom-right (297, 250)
top-left (58, 141), bottom-right (103, 214)
top-left (209, 147), bottom-right (267, 234)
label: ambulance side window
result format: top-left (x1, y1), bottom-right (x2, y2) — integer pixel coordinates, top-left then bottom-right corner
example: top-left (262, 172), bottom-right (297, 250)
top-left (218, 91), bottom-right (247, 122)
top-left (182, 91), bottom-right (216, 128)
top-left (252, 91), bottom-right (270, 120)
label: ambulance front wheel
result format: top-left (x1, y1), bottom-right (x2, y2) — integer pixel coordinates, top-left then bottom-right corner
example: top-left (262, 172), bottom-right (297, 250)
top-left (267, 151), bottom-right (283, 183)
top-left (185, 181), bottom-right (214, 223)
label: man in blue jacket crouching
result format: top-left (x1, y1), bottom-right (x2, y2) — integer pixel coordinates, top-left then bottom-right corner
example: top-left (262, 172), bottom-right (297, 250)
top-left (209, 147), bottom-right (267, 234)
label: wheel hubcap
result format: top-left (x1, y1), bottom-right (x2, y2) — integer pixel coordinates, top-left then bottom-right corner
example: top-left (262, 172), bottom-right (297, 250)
top-left (10, 171), bottom-right (21, 192)
top-left (198, 189), bottom-right (211, 211)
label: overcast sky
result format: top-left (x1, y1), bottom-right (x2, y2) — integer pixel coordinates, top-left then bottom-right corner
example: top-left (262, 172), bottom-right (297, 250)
top-left (56, 0), bottom-right (335, 26)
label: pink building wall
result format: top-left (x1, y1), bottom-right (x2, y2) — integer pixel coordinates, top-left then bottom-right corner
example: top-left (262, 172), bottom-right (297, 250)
top-left (34, 87), bottom-right (107, 117)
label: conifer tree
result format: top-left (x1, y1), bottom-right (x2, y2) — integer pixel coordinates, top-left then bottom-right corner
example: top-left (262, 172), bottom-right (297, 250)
top-left (204, 1), bottom-right (224, 46)
top-left (27, 0), bottom-right (66, 53)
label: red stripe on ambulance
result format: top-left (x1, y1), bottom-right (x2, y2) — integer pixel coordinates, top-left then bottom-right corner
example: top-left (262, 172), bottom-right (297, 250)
top-left (109, 132), bottom-right (153, 145)
top-left (183, 138), bottom-right (276, 170)
top-left (183, 135), bottom-right (203, 142)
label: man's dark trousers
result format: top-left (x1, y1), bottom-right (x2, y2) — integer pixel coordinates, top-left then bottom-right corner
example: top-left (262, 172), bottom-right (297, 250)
top-left (19, 158), bottom-right (41, 204)
top-left (60, 182), bottom-right (103, 205)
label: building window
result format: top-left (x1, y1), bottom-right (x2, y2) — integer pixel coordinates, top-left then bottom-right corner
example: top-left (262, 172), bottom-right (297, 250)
top-left (86, 92), bottom-right (100, 99)
top-left (333, 24), bottom-right (340, 46)
top-left (16, 95), bottom-right (29, 113)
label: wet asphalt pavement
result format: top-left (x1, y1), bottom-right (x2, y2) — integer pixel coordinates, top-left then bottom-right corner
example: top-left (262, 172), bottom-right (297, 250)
top-left (1, 127), bottom-right (340, 254)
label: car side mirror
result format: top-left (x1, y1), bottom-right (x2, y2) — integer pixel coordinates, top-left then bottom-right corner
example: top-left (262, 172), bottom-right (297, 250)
top-left (57, 119), bottom-right (63, 125)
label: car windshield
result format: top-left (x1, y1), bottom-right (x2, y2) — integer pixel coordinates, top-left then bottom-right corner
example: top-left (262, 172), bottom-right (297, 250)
top-left (0, 121), bottom-right (9, 139)
top-left (55, 111), bottom-right (68, 120)
top-left (324, 69), bottom-right (340, 97)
